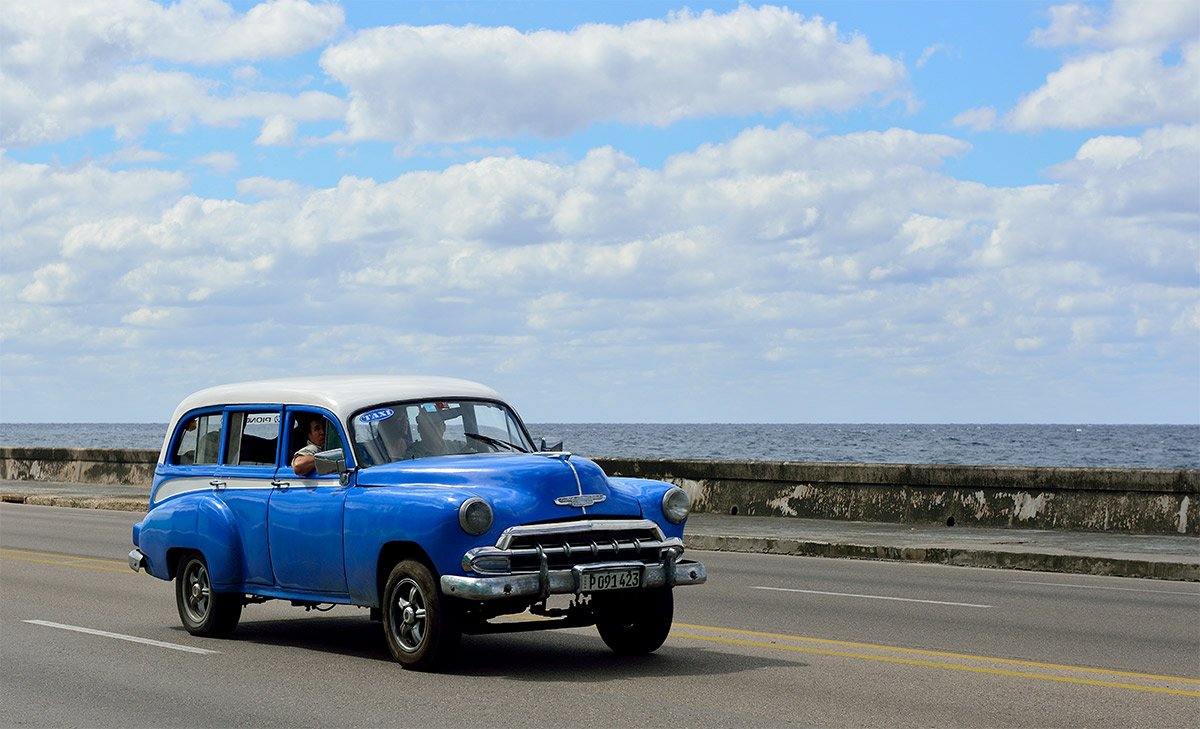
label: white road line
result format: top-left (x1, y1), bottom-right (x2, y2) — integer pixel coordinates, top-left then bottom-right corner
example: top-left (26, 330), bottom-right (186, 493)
top-left (751, 586), bottom-right (992, 608)
top-left (1013, 580), bottom-right (1200, 597)
top-left (23, 620), bottom-right (218, 655)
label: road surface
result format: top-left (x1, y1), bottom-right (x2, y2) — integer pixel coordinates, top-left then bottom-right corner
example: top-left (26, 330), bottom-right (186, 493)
top-left (2, 503), bottom-right (1197, 727)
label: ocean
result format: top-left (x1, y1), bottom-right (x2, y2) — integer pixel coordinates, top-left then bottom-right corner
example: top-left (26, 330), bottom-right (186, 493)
top-left (0, 422), bottom-right (1196, 469)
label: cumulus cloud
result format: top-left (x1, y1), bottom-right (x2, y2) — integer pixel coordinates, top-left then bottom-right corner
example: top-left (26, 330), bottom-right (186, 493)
top-left (256, 115), bottom-right (299, 145)
top-left (0, 0), bottom-right (345, 146)
top-left (193, 151), bottom-right (239, 174)
top-left (1008, 43), bottom-right (1199, 130)
top-left (1031, 0), bottom-right (1200, 48)
top-left (320, 5), bottom-right (908, 145)
top-left (3, 124), bottom-right (1195, 420)
top-left (1007, 0), bottom-right (1199, 130)
top-left (952, 107), bottom-right (997, 132)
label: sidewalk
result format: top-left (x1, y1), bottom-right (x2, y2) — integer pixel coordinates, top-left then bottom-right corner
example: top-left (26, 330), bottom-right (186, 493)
top-left (3, 480), bottom-right (1197, 581)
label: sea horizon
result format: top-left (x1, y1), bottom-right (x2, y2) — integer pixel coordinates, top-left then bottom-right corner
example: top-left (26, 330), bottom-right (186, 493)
top-left (1, 422), bottom-right (1196, 470)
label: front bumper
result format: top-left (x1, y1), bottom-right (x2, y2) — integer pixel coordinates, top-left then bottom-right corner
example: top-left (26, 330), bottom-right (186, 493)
top-left (128, 548), bottom-right (146, 572)
top-left (440, 554), bottom-right (707, 601)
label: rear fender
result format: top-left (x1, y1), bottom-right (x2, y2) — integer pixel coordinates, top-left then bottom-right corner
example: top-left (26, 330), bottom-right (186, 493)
top-left (136, 494), bottom-right (244, 589)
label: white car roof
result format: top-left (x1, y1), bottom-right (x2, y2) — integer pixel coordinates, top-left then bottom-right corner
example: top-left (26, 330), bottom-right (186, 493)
top-left (167, 374), bottom-right (506, 429)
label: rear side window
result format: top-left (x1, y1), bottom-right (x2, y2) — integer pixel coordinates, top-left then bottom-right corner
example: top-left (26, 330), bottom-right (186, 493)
top-left (226, 412), bottom-right (280, 466)
top-left (173, 413), bottom-right (223, 465)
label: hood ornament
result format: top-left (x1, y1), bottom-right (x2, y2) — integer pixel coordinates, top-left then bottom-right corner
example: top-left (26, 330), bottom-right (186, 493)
top-left (554, 493), bottom-right (606, 508)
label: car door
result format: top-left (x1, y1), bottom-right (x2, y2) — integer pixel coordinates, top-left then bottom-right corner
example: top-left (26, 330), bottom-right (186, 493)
top-left (214, 408), bottom-right (282, 586)
top-left (267, 407), bottom-right (349, 594)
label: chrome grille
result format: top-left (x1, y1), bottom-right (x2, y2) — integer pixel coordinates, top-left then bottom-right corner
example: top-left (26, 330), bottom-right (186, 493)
top-left (465, 519), bottom-right (679, 574)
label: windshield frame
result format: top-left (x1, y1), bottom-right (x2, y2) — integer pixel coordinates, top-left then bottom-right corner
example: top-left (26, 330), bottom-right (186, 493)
top-left (348, 397), bottom-right (536, 468)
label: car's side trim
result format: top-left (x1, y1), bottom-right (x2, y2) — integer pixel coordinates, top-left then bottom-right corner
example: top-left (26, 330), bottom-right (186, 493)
top-left (152, 476), bottom-right (274, 503)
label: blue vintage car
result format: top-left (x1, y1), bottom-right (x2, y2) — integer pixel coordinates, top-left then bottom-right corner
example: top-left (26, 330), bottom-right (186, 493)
top-left (129, 375), bottom-right (706, 669)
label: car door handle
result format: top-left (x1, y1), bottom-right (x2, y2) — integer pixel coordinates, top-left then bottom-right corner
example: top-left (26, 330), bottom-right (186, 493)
top-left (271, 480), bottom-right (290, 491)
top-left (210, 480), bottom-right (226, 490)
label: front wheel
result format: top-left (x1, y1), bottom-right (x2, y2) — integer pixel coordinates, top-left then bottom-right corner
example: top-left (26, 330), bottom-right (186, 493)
top-left (175, 553), bottom-right (241, 637)
top-left (595, 587), bottom-right (674, 655)
top-left (382, 560), bottom-right (460, 670)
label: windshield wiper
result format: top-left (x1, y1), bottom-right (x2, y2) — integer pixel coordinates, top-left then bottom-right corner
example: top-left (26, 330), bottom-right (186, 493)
top-left (465, 432), bottom-right (529, 453)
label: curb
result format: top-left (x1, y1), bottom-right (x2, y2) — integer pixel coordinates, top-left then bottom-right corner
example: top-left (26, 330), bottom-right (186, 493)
top-left (1, 493), bottom-right (147, 513)
top-left (683, 534), bottom-right (1200, 582)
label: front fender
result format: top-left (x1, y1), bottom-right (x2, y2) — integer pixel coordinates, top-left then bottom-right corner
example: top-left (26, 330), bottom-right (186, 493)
top-left (344, 486), bottom-right (470, 606)
top-left (608, 477), bottom-right (687, 540)
top-left (135, 493), bottom-right (244, 589)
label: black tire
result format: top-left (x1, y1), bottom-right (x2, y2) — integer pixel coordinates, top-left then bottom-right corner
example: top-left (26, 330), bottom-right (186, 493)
top-left (382, 560), bottom-right (460, 670)
top-left (175, 553), bottom-right (242, 637)
top-left (595, 587), bottom-right (674, 655)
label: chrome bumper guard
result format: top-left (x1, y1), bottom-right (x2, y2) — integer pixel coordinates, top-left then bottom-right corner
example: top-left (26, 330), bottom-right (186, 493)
top-left (128, 548), bottom-right (146, 572)
top-left (440, 552), bottom-right (707, 601)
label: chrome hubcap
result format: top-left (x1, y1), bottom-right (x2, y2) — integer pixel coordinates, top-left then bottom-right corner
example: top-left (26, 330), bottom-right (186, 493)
top-left (183, 561), bottom-right (211, 621)
top-left (391, 578), bottom-right (427, 653)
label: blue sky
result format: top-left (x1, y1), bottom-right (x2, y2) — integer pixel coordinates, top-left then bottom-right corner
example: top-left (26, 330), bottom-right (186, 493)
top-left (1, 0), bottom-right (1197, 423)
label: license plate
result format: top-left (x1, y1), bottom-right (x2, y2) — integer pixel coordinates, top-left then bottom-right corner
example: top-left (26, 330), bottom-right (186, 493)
top-left (578, 567), bottom-right (641, 592)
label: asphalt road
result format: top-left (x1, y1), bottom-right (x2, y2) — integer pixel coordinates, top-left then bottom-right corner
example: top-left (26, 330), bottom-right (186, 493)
top-left (2, 503), bottom-right (1197, 728)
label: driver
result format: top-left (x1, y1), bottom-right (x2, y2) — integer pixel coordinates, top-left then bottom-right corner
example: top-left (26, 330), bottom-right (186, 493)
top-left (291, 415), bottom-right (328, 476)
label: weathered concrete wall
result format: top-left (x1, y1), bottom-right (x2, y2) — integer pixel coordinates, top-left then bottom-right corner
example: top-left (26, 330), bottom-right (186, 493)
top-left (2, 447), bottom-right (1196, 535)
top-left (0, 447), bottom-right (157, 486)
top-left (594, 458), bottom-right (1199, 536)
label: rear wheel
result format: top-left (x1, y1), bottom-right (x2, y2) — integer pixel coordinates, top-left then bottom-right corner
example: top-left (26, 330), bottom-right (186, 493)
top-left (175, 553), bottom-right (241, 637)
top-left (595, 587), bottom-right (673, 655)
top-left (382, 560), bottom-right (460, 670)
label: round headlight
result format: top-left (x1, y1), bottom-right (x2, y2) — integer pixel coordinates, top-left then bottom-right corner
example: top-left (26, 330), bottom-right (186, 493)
top-left (458, 497), bottom-right (493, 536)
top-left (661, 487), bottom-right (691, 524)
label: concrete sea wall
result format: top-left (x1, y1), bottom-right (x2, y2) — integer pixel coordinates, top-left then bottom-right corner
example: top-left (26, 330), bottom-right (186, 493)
top-left (1, 447), bottom-right (1196, 535)
top-left (595, 458), bottom-right (1197, 535)
top-left (1, 447), bottom-right (158, 486)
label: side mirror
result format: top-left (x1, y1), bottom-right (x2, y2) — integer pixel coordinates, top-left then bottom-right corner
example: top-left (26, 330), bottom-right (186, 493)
top-left (538, 438), bottom-right (564, 452)
top-left (313, 448), bottom-right (346, 476)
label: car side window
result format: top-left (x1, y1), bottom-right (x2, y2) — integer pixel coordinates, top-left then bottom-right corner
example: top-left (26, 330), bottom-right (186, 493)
top-left (173, 413), bottom-right (222, 466)
top-left (287, 410), bottom-right (347, 477)
top-left (225, 412), bottom-right (281, 466)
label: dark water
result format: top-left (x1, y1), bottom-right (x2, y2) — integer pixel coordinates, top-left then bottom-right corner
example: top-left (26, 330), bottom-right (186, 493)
top-left (0, 422), bottom-right (1195, 469)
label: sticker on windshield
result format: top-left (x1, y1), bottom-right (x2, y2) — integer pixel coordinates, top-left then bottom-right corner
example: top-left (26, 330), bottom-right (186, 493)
top-left (358, 408), bottom-right (395, 424)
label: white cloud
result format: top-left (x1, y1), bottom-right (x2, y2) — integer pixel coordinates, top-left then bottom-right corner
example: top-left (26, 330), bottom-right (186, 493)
top-left (236, 176), bottom-right (309, 199)
top-left (952, 107), bottom-right (997, 132)
top-left (1008, 1), bottom-right (1199, 130)
top-left (1, 0), bottom-right (343, 72)
top-left (3, 123), bottom-right (1195, 420)
top-left (916, 44), bottom-right (952, 68)
top-left (0, 152), bottom-right (188, 268)
top-left (256, 115), bottom-right (299, 146)
top-left (1046, 124), bottom-right (1200, 219)
top-left (1008, 43), bottom-right (1199, 130)
top-left (320, 5), bottom-right (908, 145)
top-left (0, 0), bottom-right (345, 146)
top-left (98, 146), bottom-right (170, 165)
top-left (193, 151), bottom-right (239, 174)
top-left (1031, 0), bottom-right (1200, 48)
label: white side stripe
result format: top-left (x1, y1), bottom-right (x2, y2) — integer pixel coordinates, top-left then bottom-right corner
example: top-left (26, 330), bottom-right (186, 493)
top-left (23, 620), bottom-right (219, 654)
top-left (751, 586), bottom-right (992, 608)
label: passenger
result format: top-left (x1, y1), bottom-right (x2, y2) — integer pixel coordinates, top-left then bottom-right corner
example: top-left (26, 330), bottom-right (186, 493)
top-left (410, 409), bottom-right (446, 458)
top-left (291, 415), bottom-right (327, 476)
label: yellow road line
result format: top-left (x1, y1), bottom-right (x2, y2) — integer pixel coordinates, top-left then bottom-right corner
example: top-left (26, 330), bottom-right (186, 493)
top-left (673, 622), bottom-right (1200, 686)
top-left (0, 548), bottom-right (129, 574)
top-left (672, 632), bottom-right (1200, 698)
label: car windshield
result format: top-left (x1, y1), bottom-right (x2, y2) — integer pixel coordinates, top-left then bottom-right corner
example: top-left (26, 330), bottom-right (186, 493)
top-left (351, 400), bottom-right (534, 467)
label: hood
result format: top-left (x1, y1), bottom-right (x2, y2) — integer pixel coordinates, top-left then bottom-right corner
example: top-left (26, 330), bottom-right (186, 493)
top-left (354, 452), bottom-right (642, 521)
